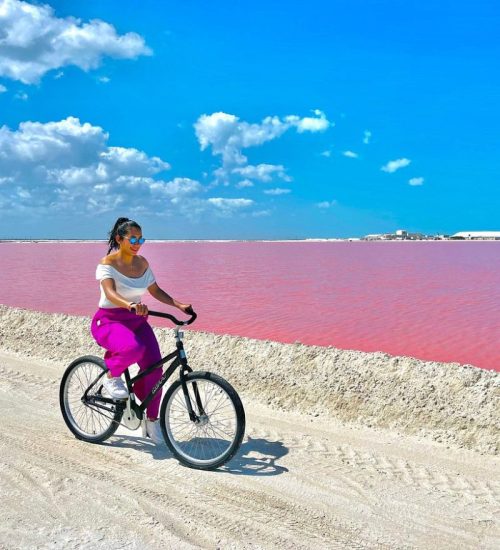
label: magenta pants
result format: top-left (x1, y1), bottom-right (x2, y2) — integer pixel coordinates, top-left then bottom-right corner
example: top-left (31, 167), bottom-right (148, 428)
top-left (91, 308), bottom-right (162, 419)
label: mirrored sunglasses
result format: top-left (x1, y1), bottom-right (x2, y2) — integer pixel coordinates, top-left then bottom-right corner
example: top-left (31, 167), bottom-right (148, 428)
top-left (125, 236), bottom-right (146, 245)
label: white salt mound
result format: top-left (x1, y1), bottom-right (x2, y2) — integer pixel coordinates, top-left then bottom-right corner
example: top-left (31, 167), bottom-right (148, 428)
top-left (0, 305), bottom-right (498, 455)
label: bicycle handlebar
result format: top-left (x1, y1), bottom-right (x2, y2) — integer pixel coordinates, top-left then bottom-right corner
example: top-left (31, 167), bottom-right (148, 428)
top-left (131, 305), bottom-right (197, 326)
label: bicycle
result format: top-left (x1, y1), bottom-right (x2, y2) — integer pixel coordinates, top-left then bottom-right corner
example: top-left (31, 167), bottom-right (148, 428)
top-left (59, 308), bottom-right (245, 470)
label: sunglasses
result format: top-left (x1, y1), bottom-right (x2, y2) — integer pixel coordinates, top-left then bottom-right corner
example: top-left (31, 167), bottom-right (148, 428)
top-left (124, 236), bottom-right (146, 245)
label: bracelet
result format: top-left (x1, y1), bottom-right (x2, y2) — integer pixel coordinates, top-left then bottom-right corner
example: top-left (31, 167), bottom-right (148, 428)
top-left (128, 302), bottom-right (136, 311)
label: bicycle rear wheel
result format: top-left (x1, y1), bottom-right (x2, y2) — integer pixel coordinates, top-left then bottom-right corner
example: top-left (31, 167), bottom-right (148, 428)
top-left (160, 372), bottom-right (245, 470)
top-left (60, 355), bottom-right (123, 443)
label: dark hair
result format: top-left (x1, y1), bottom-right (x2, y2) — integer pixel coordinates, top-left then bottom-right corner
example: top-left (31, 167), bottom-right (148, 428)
top-left (107, 217), bottom-right (142, 254)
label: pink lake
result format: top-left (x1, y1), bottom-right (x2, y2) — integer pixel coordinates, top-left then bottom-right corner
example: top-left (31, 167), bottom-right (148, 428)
top-left (0, 241), bottom-right (498, 371)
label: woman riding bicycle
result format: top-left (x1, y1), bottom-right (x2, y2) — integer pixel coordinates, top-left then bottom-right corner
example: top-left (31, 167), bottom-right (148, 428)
top-left (91, 217), bottom-right (192, 445)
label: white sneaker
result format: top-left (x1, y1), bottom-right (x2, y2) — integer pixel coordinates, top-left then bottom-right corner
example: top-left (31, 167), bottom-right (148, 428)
top-left (142, 419), bottom-right (164, 445)
top-left (103, 376), bottom-right (129, 400)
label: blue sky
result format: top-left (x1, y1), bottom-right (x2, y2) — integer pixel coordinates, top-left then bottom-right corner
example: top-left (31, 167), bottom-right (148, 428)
top-left (0, 0), bottom-right (498, 239)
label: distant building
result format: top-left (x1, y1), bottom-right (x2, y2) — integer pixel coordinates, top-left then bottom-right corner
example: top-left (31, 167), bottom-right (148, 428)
top-left (363, 229), bottom-right (427, 241)
top-left (361, 229), bottom-right (499, 241)
top-left (451, 231), bottom-right (500, 240)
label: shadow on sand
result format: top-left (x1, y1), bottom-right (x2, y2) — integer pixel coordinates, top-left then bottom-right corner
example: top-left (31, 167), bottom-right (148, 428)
top-left (102, 434), bottom-right (289, 476)
top-left (220, 436), bottom-right (289, 476)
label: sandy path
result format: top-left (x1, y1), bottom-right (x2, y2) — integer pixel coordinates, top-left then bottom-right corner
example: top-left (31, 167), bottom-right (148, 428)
top-left (0, 349), bottom-right (498, 549)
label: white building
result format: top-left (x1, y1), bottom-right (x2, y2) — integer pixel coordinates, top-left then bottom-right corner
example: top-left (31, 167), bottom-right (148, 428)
top-left (451, 231), bottom-right (500, 240)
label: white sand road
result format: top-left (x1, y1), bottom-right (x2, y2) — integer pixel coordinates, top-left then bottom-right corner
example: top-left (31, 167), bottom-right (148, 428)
top-left (1, 352), bottom-right (499, 549)
top-left (0, 307), bottom-right (499, 548)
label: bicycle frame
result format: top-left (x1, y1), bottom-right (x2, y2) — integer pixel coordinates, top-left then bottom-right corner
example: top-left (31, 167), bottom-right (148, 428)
top-left (85, 326), bottom-right (205, 424)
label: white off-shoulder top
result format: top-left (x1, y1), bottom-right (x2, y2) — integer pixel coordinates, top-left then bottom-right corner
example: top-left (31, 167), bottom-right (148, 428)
top-left (96, 264), bottom-right (156, 308)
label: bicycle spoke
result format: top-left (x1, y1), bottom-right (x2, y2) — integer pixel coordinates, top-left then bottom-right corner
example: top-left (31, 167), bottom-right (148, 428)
top-left (207, 399), bottom-right (232, 418)
top-left (205, 424), bottom-right (227, 452)
top-left (176, 422), bottom-right (198, 442)
top-left (207, 421), bottom-right (235, 441)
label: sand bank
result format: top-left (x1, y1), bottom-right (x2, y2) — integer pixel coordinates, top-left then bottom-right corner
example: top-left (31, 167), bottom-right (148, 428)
top-left (1, 304), bottom-right (499, 548)
top-left (0, 305), bottom-right (497, 455)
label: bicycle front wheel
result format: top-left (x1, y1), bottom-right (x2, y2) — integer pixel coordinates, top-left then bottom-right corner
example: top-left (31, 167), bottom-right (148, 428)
top-left (160, 372), bottom-right (245, 470)
top-left (60, 355), bottom-right (122, 443)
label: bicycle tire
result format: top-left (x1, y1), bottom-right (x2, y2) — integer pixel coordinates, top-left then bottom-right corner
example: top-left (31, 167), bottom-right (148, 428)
top-left (160, 371), bottom-right (245, 470)
top-left (59, 355), bottom-right (123, 443)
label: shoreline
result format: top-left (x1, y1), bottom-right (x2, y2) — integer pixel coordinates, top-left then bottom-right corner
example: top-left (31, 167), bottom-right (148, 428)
top-left (1, 303), bottom-right (492, 373)
top-left (1, 304), bottom-right (497, 455)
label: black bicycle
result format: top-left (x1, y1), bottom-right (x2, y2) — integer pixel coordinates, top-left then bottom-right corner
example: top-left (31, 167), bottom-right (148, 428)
top-left (59, 309), bottom-right (245, 470)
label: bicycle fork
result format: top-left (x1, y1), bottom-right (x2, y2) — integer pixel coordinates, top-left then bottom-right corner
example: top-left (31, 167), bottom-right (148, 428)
top-left (180, 367), bottom-right (206, 422)
top-left (177, 328), bottom-right (206, 423)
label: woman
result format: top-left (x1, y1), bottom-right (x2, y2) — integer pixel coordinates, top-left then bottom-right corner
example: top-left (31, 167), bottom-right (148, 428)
top-left (90, 217), bottom-right (192, 445)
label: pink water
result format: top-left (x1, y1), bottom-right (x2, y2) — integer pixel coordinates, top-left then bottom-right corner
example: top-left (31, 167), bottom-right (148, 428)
top-left (0, 241), bottom-right (498, 371)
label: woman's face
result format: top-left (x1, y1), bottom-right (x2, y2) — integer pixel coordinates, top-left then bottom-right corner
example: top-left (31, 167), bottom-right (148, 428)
top-left (117, 226), bottom-right (143, 256)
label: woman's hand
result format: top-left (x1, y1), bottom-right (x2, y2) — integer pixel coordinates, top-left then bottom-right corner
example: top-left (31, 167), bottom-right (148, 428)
top-left (178, 303), bottom-right (194, 315)
top-left (131, 303), bottom-right (149, 316)
top-left (147, 283), bottom-right (193, 315)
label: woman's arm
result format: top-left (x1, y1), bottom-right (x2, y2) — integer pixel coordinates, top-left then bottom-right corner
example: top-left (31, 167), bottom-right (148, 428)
top-left (100, 278), bottom-right (136, 310)
top-left (148, 282), bottom-right (192, 312)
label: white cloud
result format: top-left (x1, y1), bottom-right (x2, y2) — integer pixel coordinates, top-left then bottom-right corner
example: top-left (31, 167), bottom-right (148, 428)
top-left (150, 177), bottom-right (203, 197)
top-left (0, 117), bottom-right (107, 166)
top-left (381, 158), bottom-right (411, 173)
top-left (232, 163), bottom-right (290, 183)
top-left (207, 198), bottom-right (254, 216)
top-left (408, 177), bottom-right (424, 186)
top-left (363, 130), bottom-right (372, 144)
top-left (15, 90), bottom-right (28, 100)
top-left (285, 109), bottom-right (331, 133)
top-left (101, 146), bottom-right (169, 177)
top-left (264, 188), bottom-right (291, 195)
top-left (194, 112), bottom-right (285, 166)
top-left (342, 150), bottom-right (358, 158)
top-left (252, 209), bottom-right (271, 217)
top-left (0, 84), bottom-right (7, 93)
top-left (236, 179), bottom-right (254, 189)
top-left (194, 110), bottom-right (332, 170)
top-left (211, 166), bottom-right (230, 185)
top-left (317, 200), bottom-right (337, 208)
top-left (98, 76), bottom-right (111, 83)
top-left (0, 0), bottom-right (151, 84)
top-left (16, 187), bottom-right (31, 199)
top-left (0, 116), bottom-right (184, 214)
top-left (320, 150), bottom-right (332, 158)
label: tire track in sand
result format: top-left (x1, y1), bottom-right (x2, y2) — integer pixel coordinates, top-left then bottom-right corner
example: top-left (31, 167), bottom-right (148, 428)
top-left (247, 427), bottom-right (500, 510)
top-left (1, 431), bottom-right (368, 549)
